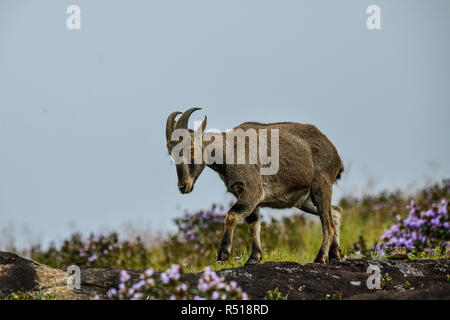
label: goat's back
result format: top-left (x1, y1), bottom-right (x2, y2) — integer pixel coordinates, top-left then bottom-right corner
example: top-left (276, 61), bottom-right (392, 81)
top-left (236, 121), bottom-right (343, 182)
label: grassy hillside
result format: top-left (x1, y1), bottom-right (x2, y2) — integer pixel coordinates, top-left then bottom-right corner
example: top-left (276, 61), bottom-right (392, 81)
top-left (22, 179), bottom-right (449, 273)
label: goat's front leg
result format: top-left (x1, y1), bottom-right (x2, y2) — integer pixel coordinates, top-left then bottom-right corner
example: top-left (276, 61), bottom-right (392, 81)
top-left (217, 191), bottom-right (260, 262)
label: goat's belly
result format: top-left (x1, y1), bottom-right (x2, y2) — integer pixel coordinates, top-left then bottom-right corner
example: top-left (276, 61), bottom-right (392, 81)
top-left (260, 188), bottom-right (310, 209)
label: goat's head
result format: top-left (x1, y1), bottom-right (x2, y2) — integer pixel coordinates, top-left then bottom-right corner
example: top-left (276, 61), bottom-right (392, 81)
top-left (166, 108), bottom-right (207, 194)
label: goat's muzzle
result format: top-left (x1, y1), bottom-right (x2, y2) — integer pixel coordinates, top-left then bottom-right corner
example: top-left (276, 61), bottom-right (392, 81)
top-left (178, 183), bottom-right (193, 194)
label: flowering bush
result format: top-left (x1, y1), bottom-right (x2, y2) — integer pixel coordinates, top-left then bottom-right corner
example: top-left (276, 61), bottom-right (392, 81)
top-left (193, 266), bottom-right (248, 300)
top-left (105, 266), bottom-right (189, 300)
top-left (174, 207), bottom-right (228, 248)
top-left (376, 199), bottom-right (449, 256)
top-left (343, 180), bottom-right (450, 258)
top-left (30, 232), bottom-right (150, 270)
top-left (104, 265), bottom-right (248, 300)
top-left (340, 179), bottom-right (450, 218)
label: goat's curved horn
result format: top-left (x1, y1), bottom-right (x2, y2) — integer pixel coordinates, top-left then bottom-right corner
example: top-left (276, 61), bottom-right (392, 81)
top-left (175, 107), bottom-right (202, 130)
top-left (166, 111), bottom-right (182, 142)
top-left (200, 115), bottom-right (207, 132)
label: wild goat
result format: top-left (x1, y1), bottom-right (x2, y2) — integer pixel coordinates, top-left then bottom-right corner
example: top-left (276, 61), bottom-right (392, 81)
top-left (165, 108), bottom-right (344, 264)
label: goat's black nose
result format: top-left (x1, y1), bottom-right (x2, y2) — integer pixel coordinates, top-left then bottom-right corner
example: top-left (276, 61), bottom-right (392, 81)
top-left (179, 184), bottom-right (187, 193)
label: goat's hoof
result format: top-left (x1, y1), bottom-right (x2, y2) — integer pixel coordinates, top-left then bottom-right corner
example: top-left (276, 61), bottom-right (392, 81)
top-left (314, 256), bottom-right (329, 264)
top-left (329, 251), bottom-right (341, 264)
top-left (217, 248), bottom-right (230, 261)
top-left (244, 258), bottom-right (261, 266)
top-left (329, 257), bottom-right (341, 264)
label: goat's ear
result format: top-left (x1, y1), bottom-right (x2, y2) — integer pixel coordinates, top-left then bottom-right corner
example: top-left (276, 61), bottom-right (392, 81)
top-left (201, 115), bottom-right (207, 132)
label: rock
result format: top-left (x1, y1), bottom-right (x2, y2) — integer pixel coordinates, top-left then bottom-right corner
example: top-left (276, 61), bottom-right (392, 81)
top-left (0, 251), bottom-right (449, 300)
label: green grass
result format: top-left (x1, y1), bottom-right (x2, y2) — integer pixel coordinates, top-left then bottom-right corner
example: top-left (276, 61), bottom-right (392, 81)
top-left (1, 290), bottom-right (58, 300)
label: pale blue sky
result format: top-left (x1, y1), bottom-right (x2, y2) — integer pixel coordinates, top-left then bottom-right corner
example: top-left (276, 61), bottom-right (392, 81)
top-left (1, 1), bottom-right (449, 248)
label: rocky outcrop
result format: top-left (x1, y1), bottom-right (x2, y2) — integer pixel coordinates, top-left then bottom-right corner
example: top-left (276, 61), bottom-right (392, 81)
top-left (0, 251), bottom-right (448, 299)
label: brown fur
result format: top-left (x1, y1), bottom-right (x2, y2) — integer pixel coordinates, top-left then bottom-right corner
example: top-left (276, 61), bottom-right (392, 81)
top-left (166, 109), bottom-right (344, 264)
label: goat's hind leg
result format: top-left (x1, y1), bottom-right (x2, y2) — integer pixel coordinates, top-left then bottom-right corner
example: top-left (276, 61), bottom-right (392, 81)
top-left (329, 205), bottom-right (342, 263)
top-left (301, 198), bottom-right (342, 263)
top-left (244, 206), bottom-right (262, 265)
top-left (308, 178), bottom-right (336, 264)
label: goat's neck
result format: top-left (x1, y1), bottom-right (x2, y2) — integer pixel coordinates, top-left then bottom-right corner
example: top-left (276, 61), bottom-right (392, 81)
top-left (202, 132), bottom-right (227, 176)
